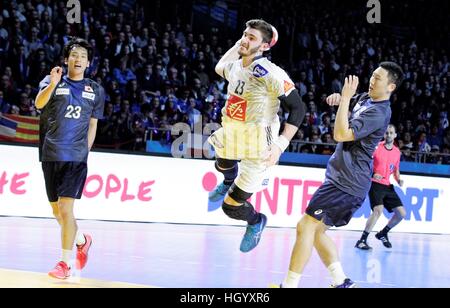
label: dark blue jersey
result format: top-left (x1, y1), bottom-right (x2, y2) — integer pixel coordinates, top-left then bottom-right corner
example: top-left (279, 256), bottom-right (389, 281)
top-left (325, 93), bottom-right (391, 198)
top-left (38, 75), bottom-right (105, 162)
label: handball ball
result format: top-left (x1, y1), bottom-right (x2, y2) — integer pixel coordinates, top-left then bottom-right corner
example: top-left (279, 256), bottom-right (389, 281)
top-left (270, 26), bottom-right (278, 48)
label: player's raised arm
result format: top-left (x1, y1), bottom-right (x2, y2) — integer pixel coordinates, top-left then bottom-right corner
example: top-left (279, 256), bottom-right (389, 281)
top-left (214, 39), bottom-right (241, 79)
top-left (334, 75), bottom-right (358, 142)
top-left (35, 67), bottom-right (63, 110)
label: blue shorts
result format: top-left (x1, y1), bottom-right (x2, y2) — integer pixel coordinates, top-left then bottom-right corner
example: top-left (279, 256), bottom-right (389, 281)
top-left (305, 181), bottom-right (365, 227)
top-left (42, 162), bottom-right (88, 202)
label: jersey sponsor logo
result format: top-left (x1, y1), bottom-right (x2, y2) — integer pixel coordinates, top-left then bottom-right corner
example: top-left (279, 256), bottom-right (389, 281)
top-left (262, 178), bottom-right (270, 186)
top-left (284, 80), bottom-right (294, 94)
top-left (58, 82), bottom-right (66, 87)
top-left (314, 209), bottom-right (323, 215)
top-left (389, 164), bottom-right (395, 172)
top-left (253, 64), bottom-right (268, 78)
top-left (84, 85), bottom-right (94, 92)
top-left (55, 88), bottom-right (70, 96)
top-left (82, 92), bottom-right (96, 100)
top-left (226, 94), bottom-right (247, 122)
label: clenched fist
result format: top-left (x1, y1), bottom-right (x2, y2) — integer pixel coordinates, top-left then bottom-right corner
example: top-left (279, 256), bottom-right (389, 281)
top-left (50, 66), bottom-right (63, 86)
top-left (326, 93), bottom-right (341, 106)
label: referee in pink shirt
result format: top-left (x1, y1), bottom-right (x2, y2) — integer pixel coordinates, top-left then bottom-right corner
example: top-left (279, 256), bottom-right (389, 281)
top-left (355, 124), bottom-right (406, 250)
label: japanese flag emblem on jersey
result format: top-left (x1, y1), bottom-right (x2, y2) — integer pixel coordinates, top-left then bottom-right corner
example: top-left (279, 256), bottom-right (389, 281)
top-left (226, 94), bottom-right (247, 122)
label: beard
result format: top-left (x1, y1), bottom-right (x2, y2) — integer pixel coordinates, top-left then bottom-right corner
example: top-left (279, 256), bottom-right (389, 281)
top-left (238, 44), bottom-right (261, 57)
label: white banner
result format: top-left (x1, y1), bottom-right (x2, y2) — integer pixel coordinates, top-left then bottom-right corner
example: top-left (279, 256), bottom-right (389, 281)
top-left (1, 144), bottom-right (449, 233)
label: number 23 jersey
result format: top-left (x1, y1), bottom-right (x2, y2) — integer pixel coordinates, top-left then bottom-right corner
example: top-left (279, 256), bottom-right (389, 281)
top-left (38, 75), bottom-right (105, 162)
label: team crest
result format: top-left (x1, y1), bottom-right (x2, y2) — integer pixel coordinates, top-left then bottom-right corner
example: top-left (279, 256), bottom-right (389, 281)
top-left (84, 85), bottom-right (94, 92)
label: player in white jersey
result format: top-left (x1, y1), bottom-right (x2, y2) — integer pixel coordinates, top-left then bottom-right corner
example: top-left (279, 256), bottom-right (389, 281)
top-left (208, 19), bottom-right (306, 252)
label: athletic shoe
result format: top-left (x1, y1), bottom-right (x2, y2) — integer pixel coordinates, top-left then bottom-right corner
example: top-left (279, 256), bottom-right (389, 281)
top-left (240, 214), bottom-right (267, 253)
top-left (355, 239), bottom-right (372, 250)
top-left (333, 278), bottom-right (357, 288)
top-left (48, 261), bottom-right (71, 279)
top-left (208, 182), bottom-right (230, 202)
top-left (76, 234), bottom-right (92, 270)
top-left (268, 283), bottom-right (282, 288)
top-left (375, 232), bottom-right (392, 248)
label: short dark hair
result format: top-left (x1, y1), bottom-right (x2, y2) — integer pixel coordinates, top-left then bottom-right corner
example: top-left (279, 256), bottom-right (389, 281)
top-left (379, 61), bottom-right (404, 90)
top-left (245, 19), bottom-right (273, 44)
top-left (63, 37), bottom-right (93, 61)
top-left (387, 124), bottom-right (396, 131)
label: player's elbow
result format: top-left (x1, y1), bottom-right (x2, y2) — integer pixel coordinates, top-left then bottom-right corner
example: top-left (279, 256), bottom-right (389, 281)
top-left (214, 64), bottom-right (224, 77)
top-left (89, 118), bottom-right (98, 129)
top-left (333, 131), bottom-right (343, 142)
top-left (334, 129), bottom-right (354, 142)
top-left (35, 96), bottom-right (46, 109)
top-left (282, 90), bottom-right (306, 127)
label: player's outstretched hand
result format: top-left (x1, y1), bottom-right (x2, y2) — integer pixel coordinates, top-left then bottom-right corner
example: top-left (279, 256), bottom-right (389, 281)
top-left (326, 93), bottom-right (341, 106)
top-left (341, 75), bottom-right (359, 99)
top-left (50, 66), bottom-right (63, 86)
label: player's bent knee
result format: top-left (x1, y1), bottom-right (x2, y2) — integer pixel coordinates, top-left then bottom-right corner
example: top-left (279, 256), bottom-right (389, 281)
top-left (216, 158), bottom-right (238, 170)
top-left (296, 216), bottom-right (308, 231)
top-left (222, 201), bottom-right (254, 221)
top-left (52, 209), bottom-right (61, 219)
top-left (373, 206), bottom-right (383, 217)
top-left (50, 202), bottom-right (59, 216)
top-left (227, 183), bottom-right (252, 204)
top-left (222, 185), bottom-right (254, 221)
top-left (297, 215), bottom-right (320, 233)
top-left (57, 204), bottom-right (74, 219)
top-left (224, 194), bottom-right (240, 206)
top-left (397, 207), bottom-right (406, 219)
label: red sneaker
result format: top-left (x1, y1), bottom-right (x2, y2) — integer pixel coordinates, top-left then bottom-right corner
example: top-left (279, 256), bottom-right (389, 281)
top-left (48, 261), bottom-right (71, 279)
top-left (76, 234), bottom-right (92, 270)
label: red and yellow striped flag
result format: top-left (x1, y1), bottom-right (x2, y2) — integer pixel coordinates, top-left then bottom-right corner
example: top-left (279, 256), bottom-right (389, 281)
top-left (0, 114), bottom-right (39, 144)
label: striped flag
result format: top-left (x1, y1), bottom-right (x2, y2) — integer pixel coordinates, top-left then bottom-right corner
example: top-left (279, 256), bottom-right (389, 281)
top-left (0, 114), bottom-right (39, 143)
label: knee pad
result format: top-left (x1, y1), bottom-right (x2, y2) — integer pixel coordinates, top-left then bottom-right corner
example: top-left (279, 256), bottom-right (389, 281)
top-left (227, 183), bottom-right (252, 204)
top-left (215, 158), bottom-right (238, 171)
top-left (222, 201), bottom-right (255, 221)
top-left (222, 184), bottom-right (255, 221)
top-left (216, 159), bottom-right (238, 183)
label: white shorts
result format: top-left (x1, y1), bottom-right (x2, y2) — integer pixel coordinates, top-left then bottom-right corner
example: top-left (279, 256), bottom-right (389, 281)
top-left (208, 122), bottom-right (279, 193)
top-left (234, 158), bottom-right (271, 193)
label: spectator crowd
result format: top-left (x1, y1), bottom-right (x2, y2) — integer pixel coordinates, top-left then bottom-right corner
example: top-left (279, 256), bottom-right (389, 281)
top-left (0, 0), bottom-right (449, 164)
